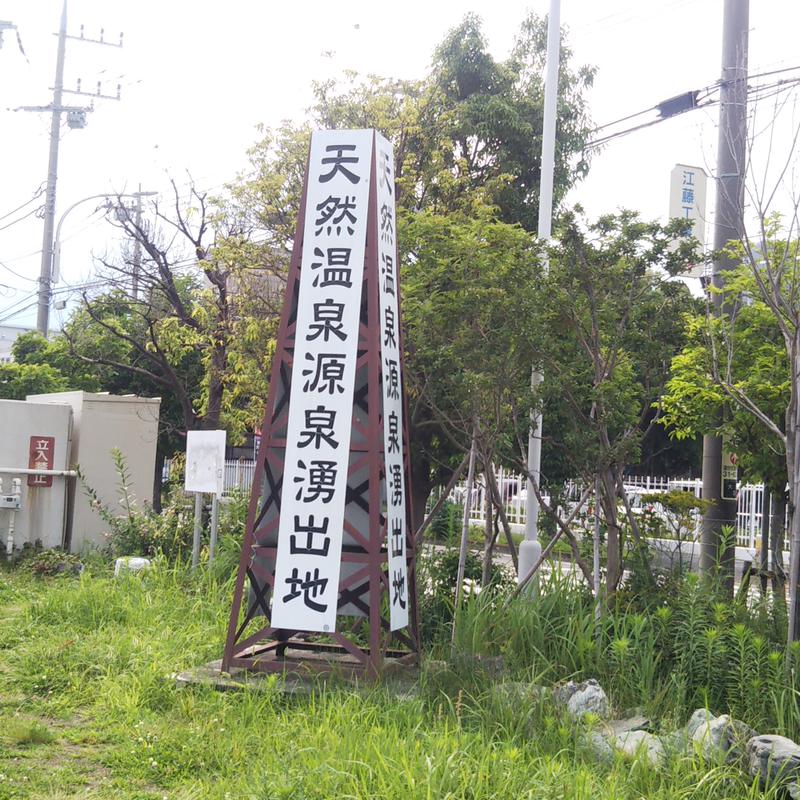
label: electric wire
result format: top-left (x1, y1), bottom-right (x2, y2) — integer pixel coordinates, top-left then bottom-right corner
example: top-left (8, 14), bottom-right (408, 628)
top-left (0, 184), bottom-right (45, 222)
top-left (0, 204), bottom-right (43, 233)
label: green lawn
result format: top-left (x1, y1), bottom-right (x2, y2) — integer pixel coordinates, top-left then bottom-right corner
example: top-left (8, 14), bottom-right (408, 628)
top-left (0, 563), bottom-right (779, 799)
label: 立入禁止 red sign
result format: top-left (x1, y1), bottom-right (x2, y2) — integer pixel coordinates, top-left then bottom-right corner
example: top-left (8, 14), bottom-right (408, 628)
top-left (27, 436), bottom-right (55, 487)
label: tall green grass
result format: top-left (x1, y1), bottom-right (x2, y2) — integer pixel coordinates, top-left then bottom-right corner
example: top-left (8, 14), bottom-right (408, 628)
top-left (452, 567), bottom-right (800, 738)
top-left (0, 561), bottom-right (793, 798)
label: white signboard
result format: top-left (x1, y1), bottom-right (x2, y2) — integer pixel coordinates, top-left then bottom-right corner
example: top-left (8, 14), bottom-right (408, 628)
top-left (185, 430), bottom-right (227, 495)
top-left (669, 163), bottom-right (708, 278)
top-left (271, 129), bottom-right (373, 633)
top-left (376, 133), bottom-right (409, 630)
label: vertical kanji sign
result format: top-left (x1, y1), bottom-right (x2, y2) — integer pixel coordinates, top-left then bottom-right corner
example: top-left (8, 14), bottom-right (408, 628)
top-left (28, 436), bottom-right (55, 487)
top-left (376, 132), bottom-right (409, 631)
top-left (271, 130), bottom-right (373, 632)
top-left (224, 129), bottom-right (418, 675)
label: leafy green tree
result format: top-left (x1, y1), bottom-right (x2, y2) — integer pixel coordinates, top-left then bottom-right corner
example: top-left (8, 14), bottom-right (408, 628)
top-left (402, 206), bottom-right (541, 576)
top-left (227, 12), bottom-right (596, 525)
top-left (523, 210), bottom-right (698, 593)
top-left (0, 362), bottom-right (67, 400)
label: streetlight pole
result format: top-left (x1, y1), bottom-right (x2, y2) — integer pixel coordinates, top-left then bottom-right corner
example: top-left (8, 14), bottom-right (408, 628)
top-left (49, 190), bottom-right (156, 326)
top-left (518, 0), bottom-right (560, 590)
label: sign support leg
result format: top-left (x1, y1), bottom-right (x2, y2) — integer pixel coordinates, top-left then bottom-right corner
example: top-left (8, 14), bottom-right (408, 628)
top-left (209, 494), bottom-right (220, 565)
top-left (192, 492), bottom-right (203, 570)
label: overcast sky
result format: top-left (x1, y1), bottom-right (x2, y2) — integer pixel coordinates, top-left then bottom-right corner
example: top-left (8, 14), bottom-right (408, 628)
top-left (1, 0), bottom-right (799, 329)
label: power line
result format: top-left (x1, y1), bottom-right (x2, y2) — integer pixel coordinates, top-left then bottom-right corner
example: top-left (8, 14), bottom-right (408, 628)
top-left (0, 260), bottom-right (37, 284)
top-left (585, 76), bottom-right (800, 150)
top-left (0, 185), bottom-right (45, 222)
top-left (0, 204), bottom-right (43, 232)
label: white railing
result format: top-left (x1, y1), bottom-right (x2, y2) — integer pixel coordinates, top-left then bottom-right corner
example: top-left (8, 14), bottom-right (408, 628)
top-left (163, 458), bottom-right (256, 496)
top-left (163, 459), bottom-right (788, 552)
top-left (438, 470), bottom-right (785, 551)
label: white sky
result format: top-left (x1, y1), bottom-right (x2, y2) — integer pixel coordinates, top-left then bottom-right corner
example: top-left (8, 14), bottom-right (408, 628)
top-left (1, 0), bottom-right (799, 329)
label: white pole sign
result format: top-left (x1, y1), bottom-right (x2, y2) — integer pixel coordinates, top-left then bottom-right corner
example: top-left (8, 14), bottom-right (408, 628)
top-left (669, 163), bottom-right (708, 279)
top-left (185, 430), bottom-right (227, 496)
top-left (376, 133), bottom-right (409, 630)
top-left (271, 129), bottom-right (373, 632)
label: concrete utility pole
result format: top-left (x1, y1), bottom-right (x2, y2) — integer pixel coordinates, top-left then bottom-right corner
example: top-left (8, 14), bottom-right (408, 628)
top-left (36, 0), bottom-right (68, 336)
top-left (518, 0), bottom-right (560, 589)
top-left (129, 185), bottom-right (159, 300)
top-left (700, 0), bottom-right (749, 587)
top-left (17, 0), bottom-right (123, 336)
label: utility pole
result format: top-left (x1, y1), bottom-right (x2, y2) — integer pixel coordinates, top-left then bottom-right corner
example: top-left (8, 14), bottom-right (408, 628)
top-left (700, 0), bottom-right (749, 589)
top-left (518, 0), bottom-right (560, 590)
top-left (36, 0), bottom-right (68, 336)
top-left (129, 186), bottom-right (158, 300)
top-left (16, 0), bottom-right (123, 336)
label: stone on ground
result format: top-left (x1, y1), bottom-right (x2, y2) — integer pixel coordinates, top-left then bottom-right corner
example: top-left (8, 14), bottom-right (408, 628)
top-left (553, 678), bottom-right (610, 720)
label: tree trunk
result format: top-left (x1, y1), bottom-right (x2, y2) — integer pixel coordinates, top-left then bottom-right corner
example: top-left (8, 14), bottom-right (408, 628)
top-left (600, 468), bottom-right (622, 594)
top-left (453, 429), bottom-right (478, 647)
top-left (770, 490), bottom-right (787, 608)
top-left (152, 449), bottom-right (165, 514)
top-left (482, 471), bottom-right (494, 587)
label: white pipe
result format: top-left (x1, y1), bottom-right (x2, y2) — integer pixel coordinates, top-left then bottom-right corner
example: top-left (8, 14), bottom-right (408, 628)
top-left (0, 467), bottom-right (77, 477)
top-left (6, 478), bottom-right (20, 557)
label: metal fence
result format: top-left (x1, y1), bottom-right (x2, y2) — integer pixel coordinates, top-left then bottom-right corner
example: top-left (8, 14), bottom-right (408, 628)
top-left (163, 458), bottom-right (257, 497)
top-left (443, 470), bottom-right (785, 551)
top-left (163, 459), bottom-right (786, 551)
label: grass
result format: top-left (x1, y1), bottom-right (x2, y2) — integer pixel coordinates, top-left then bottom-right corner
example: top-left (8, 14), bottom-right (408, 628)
top-left (0, 560), bottom-right (789, 799)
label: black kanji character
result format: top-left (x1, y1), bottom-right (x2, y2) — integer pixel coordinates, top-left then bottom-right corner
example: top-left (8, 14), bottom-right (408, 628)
top-left (387, 410), bottom-right (400, 454)
top-left (391, 517), bottom-right (404, 558)
top-left (302, 352), bottom-right (346, 394)
top-left (283, 567), bottom-right (329, 612)
top-left (289, 514), bottom-right (331, 556)
top-left (308, 298), bottom-right (347, 343)
top-left (315, 195), bottom-right (357, 236)
top-left (389, 462), bottom-right (403, 507)
top-left (383, 306), bottom-right (396, 349)
top-left (379, 149), bottom-right (393, 195)
top-left (379, 202), bottom-right (394, 245)
top-left (381, 252), bottom-right (395, 296)
top-left (297, 405), bottom-right (338, 449)
top-left (319, 144), bottom-right (361, 184)
top-left (311, 247), bottom-right (353, 288)
top-left (391, 569), bottom-right (407, 609)
top-left (384, 357), bottom-right (399, 400)
top-left (293, 460), bottom-right (337, 504)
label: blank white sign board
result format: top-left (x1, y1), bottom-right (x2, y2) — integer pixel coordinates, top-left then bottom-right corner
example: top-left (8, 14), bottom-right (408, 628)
top-left (185, 430), bottom-right (226, 495)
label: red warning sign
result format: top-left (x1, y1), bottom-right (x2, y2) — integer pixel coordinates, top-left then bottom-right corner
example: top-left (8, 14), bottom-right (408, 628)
top-left (27, 436), bottom-right (55, 488)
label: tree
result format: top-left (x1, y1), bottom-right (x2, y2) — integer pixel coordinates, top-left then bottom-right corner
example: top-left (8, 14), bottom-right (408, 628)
top-left (401, 206), bottom-right (541, 579)
top-left (228, 12), bottom-right (596, 525)
top-left (0, 362), bottom-right (67, 400)
top-left (64, 181), bottom-right (280, 445)
top-left (520, 210), bottom-right (698, 594)
top-left (661, 272), bottom-right (790, 600)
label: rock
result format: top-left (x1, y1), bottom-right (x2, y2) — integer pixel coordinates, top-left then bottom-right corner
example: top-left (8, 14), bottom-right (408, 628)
top-left (747, 734), bottom-right (800, 791)
top-left (604, 715), bottom-right (651, 738)
top-left (114, 556), bottom-right (151, 576)
top-left (691, 713), bottom-right (755, 764)
top-left (657, 708), bottom-right (714, 756)
top-left (686, 708), bottom-right (715, 739)
top-left (553, 678), bottom-right (610, 720)
top-left (580, 730), bottom-right (615, 765)
top-left (490, 681), bottom-right (549, 706)
top-left (615, 730), bottom-right (665, 766)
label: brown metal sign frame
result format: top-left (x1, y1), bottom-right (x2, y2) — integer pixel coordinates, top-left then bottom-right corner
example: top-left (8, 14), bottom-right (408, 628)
top-left (222, 134), bottom-right (419, 678)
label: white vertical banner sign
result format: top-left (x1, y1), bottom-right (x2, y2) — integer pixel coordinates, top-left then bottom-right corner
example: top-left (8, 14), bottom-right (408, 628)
top-left (271, 130), bottom-right (373, 632)
top-left (669, 163), bottom-right (708, 279)
top-left (376, 132), bottom-right (409, 630)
